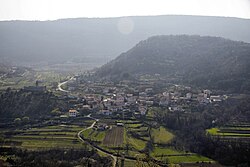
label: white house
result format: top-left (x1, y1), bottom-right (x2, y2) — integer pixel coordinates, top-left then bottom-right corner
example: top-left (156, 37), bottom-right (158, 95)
top-left (203, 90), bottom-right (212, 98)
top-left (210, 95), bottom-right (222, 102)
top-left (186, 93), bottom-right (192, 99)
top-left (69, 109), bottom-right (78, 117)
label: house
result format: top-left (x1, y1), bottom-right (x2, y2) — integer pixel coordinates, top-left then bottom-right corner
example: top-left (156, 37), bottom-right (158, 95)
top-left (69, 109), bottom-right (78, 117)
top-left (117, 123), bottom-right (124, 126)
top-left (139, 92), bottom-right (147, 97)
top-left (169, 105), bottom-right (185, 112)
top-left (138, 106), bottom-right (147, 115)
top-left (163, 92), bottom-right (172, 100)
top-left (197, 93), bottom-right (210, 104)
top-left (203, 89), bottom-right (212, 98)
top-left (186, 93), bottom-right (192, 99)
top-left (145, 88), bottom-right (153, 94)
top-left (96, 124), bottom-right (109, 130)
top-left (127, 96), bottom-right (137, 103)
top-left (126, 94), bottom-right (133, 97)
top-left (159, 97), bottom-right (169, 107)
top-left (146, 101), bottom-right (154, 106)
top-left (210, 95), bottom-right (222, 102)
top-left (82, 105), bottom-right (91, 110)
top-left (99, 110), bottom-right (112, 116)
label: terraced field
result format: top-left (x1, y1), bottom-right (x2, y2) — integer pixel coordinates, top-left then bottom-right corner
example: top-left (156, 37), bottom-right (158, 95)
top-left (207, 125), bottom-right (250, 138)
top-left (82, 128), bottom-right (106, 142)
top-left (151, 147), bottom-right (213, 163)
top-left (2, 125), bottom-right (86, 149)
top-left (125, 122), bottom-right (149, 151)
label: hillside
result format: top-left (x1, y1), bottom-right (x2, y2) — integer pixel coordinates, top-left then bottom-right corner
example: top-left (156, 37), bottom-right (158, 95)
top-left (1, 15), bottom-right (250, 67)
top-left (96, 35), bottom-right (250, 92)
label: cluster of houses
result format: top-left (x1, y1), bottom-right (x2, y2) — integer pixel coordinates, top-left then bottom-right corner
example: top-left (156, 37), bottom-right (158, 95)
top-left (62, 84), bottom-right (154, 118)
top-left (63, 78), bottom-right (226, 118)
top-left (157, 86), bottom-right (226, 112)
top-left (66, 91), bottom-right (151, 117)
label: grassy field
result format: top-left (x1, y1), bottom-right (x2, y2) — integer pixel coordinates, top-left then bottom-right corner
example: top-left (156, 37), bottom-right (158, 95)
top-left (151, 147), bottom-right (184, 156)
top-left (151, 126), bottom-right (174, 144)
top-left (122, 159), bottom-right (159, 167)
top-left (151, 147), bottom-right (213, 163)
top-left (127, 123), bottom-right (143, 128)
top-left (207, 127), bottom-right (250, 137)
top-left (82, 129), bottom-right (106, 142)
top-left (127, 135), bottom-right (146, 150)
top-left (168, 155), bottom-right (212, 163)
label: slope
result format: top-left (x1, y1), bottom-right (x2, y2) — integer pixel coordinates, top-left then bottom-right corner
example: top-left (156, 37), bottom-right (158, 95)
top-left (96, 35), bottom-right (250, 92)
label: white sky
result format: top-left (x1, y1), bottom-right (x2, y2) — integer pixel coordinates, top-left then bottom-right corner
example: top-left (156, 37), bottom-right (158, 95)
top-left (0, 0), bottom-right (250, 21)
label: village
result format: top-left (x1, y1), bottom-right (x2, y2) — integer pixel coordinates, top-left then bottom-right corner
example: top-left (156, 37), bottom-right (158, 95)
top-left (58, 75), bottom-right (227, 119)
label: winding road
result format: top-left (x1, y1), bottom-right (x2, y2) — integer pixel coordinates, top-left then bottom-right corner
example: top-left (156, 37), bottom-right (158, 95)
top-left (77, 120), bottom-right (117, 167)
top-left (57, 76), bottom-right (74, 92)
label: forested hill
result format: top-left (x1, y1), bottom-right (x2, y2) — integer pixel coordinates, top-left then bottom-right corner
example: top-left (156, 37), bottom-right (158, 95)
top-left (96, 35), bottom-right (250, 92)
top-left (0, 15), bottom-right (250, 66)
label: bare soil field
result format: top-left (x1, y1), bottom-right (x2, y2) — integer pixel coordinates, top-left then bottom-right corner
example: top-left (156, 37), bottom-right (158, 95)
top-left (103, 126), bottom-right (124, 146)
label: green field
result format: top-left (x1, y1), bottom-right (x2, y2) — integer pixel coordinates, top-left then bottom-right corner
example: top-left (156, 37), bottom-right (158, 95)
top-left (82, 129), bottom-right (106, 142)
top-left (151, 126), bottom-right (174, 144)
top-left (168, 155), bottom-right (212, 163)
top-left (127, 135), bottom-right (146, 150)
top-left (151, 147), bottom-right (213, 163)
top-left (207, 127), bottom-right (250, 137)
top-left (127, 123), bottom-right (143, 128)
top-left (125, 122), bottom-right (149, 152)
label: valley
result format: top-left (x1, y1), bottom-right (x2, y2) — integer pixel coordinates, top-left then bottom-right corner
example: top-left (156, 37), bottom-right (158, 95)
top-left (1, 35), bottom-right (250, 167)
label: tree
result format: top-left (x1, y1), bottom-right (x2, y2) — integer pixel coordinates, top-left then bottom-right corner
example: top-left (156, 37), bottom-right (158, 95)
top-left (14, 118), bottom-right (21, 125)
top-left (22, 116), bottom-right (29, 124)
top-left (51, 108), bottom-right (61, 116)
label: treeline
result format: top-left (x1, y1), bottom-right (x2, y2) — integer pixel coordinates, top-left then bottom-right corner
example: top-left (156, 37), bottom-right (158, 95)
top-left (0, 147), bottom-right (112, 167)
top-left (153, 97), bottom-right (250, 166)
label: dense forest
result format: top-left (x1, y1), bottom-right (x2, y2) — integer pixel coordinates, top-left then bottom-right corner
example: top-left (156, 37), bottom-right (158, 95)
top-left (96, 35), bottom-right (250, 93)
top-left (0, 88), bottom-right (67, 123)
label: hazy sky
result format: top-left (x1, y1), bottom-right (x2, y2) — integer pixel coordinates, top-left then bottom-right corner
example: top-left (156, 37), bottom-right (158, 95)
top-left (0, 0), bottom-right (250, 21)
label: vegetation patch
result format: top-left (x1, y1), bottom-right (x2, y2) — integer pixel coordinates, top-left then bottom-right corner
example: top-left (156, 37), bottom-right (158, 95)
top-left (207, 126), bottom-right (250, 137)
top-left (151, 126), bottom-right (174, 144)
top-left (151, 147), bottom-right (213, 164)
top-left (127, 136), bottom-right (146, 151)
